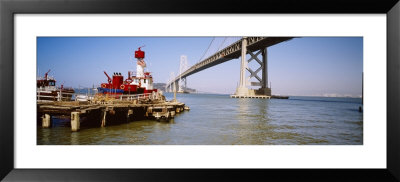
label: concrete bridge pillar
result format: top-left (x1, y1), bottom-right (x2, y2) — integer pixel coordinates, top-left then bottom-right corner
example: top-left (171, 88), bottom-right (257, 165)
top-left (232, 38), bottom-right (271, 98)
top-left (235, 37), bottom-right (249, 96)
top-left (239, 37), bottom-right (247, 88)
top-left (184, 78), bottom-right (187, 91)
top-left (178, 77), bottom-right (187, 92)
top-left (176, 80), bottom-right (180, 92)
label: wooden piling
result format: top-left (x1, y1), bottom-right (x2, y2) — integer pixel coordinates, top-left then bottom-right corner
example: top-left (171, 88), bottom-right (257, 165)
top-left (71, 112), bottom-right (80, 132)
top-left (127, 109), bottom-right (133, 122)
top-left (170, 111), bottom-right (175, 117)
top-left (42, 114), bottom-right (51, 128)
top-left (101, 110), bottom-right (107, 127)
top-left (37, 96), bottom-right (188, 131)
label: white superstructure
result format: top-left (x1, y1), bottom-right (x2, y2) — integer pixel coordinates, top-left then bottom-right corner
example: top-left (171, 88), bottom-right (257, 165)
top-left (136, 58), bottom-right (146, 78)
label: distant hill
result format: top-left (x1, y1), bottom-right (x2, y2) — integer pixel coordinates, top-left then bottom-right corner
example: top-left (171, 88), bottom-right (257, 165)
top-left (153, 83), bottom-right (166, 92)
top-left (153, 83), bottom-right (196, 93)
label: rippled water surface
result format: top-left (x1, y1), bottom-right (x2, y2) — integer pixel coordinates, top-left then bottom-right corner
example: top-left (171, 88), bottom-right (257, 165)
top-left (37, 93), bottom-right (363, 145)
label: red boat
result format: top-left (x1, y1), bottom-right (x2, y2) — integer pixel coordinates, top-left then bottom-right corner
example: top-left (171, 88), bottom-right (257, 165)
top-left (97, 47), bottom-right (157, 96)
top-left (37, 69), bottom-right (75, 101)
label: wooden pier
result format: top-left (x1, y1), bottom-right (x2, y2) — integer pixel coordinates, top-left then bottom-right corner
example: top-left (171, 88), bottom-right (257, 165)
top-left (37, 92), bottom-right (188, 132)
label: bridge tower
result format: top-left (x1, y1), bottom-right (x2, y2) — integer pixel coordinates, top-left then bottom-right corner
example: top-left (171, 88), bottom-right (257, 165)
top-left (178, 55), bottom-right (188, 93)
top-left (232, 37), bottom-right (271, 98)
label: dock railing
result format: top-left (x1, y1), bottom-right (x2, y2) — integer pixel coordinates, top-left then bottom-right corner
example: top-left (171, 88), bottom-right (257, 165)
top-left (36, 91), bottom-right (75, 102)
top-left (118, 92), bottom-right (158, 101)
top-left (37, 90), bottom-right (160, 102)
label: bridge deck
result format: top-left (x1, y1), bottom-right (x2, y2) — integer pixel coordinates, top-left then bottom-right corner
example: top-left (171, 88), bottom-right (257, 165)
top-left (170, 37), bottom-right (293, 84)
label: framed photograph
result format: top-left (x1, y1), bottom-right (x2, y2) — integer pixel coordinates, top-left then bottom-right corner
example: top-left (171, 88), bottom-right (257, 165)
top-left (1, 0), bottom-right (399, 181)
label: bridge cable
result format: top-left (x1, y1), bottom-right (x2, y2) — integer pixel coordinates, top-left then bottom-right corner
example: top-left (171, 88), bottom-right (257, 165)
top-left (197, 37), bottom-right (215, 63)
top-left (217, 37), bottom-right (227, 52)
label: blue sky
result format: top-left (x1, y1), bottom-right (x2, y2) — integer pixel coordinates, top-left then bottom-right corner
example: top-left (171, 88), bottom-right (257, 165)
top-left (37, 37), bottom-right (363, 97)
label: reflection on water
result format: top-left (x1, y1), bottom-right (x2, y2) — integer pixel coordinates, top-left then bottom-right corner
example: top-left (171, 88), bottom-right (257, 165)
top-left (70, 132), bottom-right (80, 145)
top-left (38, 94), bottom-right (363, 145)
top-left (234, 99), bottom-right (272, 144)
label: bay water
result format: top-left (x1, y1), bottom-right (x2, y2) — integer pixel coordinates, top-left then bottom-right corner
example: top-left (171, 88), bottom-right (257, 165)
top-left (37, 93), bottom-right (363, 145)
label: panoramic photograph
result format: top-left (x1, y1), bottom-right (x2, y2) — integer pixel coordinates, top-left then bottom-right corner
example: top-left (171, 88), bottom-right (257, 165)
top-left (36, 37), bottom-right (363, 145)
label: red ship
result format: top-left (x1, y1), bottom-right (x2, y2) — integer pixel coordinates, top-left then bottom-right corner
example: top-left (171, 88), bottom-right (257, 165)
top-left (37, 69), bottom-right (75, 101)
top-left (97, 47), bottom-right (157, 96)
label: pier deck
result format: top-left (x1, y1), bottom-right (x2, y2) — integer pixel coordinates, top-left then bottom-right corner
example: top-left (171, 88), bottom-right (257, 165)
top-left (37, 93), bottom-right (188, 131)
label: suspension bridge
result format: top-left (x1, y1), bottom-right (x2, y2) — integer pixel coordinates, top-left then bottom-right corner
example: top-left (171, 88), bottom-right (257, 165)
top-left (166, 37), bottom-right (294, 98)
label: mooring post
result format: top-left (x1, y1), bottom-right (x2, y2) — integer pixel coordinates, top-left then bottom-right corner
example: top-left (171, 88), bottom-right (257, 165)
top-left (101, 110), bottom-right (107, 127)
top-left (127, 109), bottom-right (133, 122)
top-left (42, 114), bottom-right (51, 128)
top-left (71, 112), bottom-right (80, 132)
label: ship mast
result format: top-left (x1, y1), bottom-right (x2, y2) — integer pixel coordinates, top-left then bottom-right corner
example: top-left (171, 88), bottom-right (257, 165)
top-left (135, 46), bottom-right (146, 78)
top-left (44, 69), bottom-right (51, 80)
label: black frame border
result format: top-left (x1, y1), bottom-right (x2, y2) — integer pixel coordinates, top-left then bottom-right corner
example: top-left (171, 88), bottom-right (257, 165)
top-left (1, 0), bottom-right (399, 181)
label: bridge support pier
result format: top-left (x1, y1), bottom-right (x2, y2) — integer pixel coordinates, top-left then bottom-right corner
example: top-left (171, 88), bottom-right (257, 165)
top-left (257, 47), bottom-right (271, 96)
top-left (174, 80), bottom-right (179, 93)
top-left (178, 77), bottom-right (187, 93)
top-left (232, 38), bottom-right (271, 98)
top-left (167, 84), bottom-right (172, 93)
top-left (234, 37), bottom-right (251, 96)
